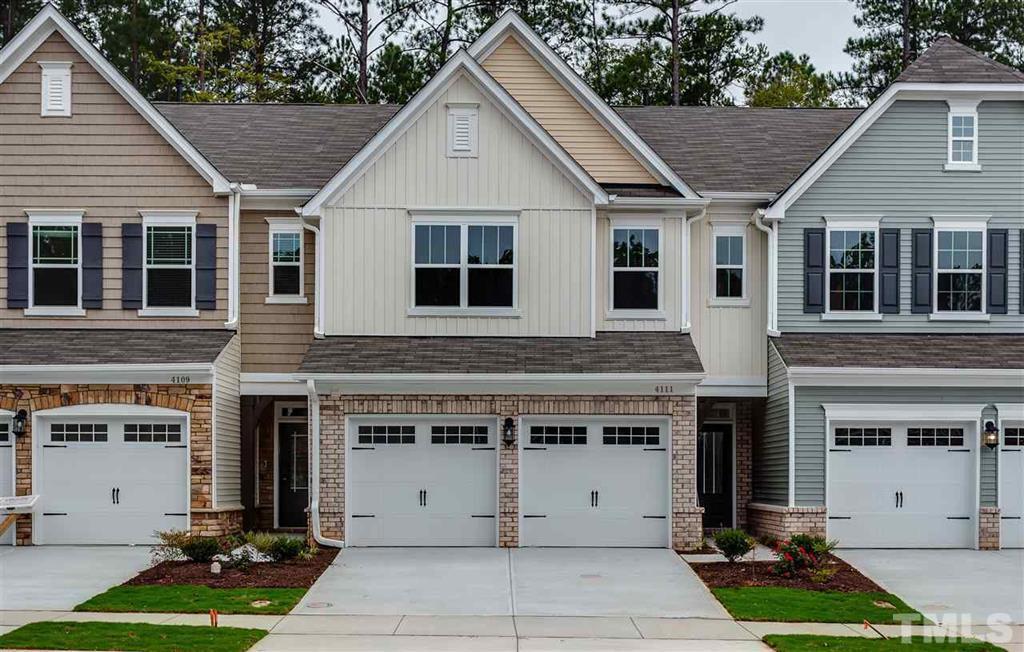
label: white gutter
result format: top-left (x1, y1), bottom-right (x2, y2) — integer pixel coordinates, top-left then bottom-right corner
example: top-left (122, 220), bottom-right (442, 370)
top-left (224, 185), bottom-right (242, 329)
top-left (752, 208), bottom-right (780, 336)
top-left (608, 195), bottom-right (710, 209)
top-left (307, 379), bottom-right (343, 548)
top-left (302, 220), bottom-right (325, 338)
top-left (681, 207), bottom-right (707, 333)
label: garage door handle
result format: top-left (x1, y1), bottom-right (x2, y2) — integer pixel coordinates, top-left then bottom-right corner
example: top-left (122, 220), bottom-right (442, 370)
top-left (164, 513), bottom-right (187, 517)
top-left (643, 448), bottom-right (666, 452)
top-left (947, 449), bottom-right (971, 453)
top-left (523, 515), bottom-right (546, 518)
top-left (42, 512), bottom-right (67, 516)
top-left (43, 445), bottom-right (67, 448)
top-left (165, 445), bottom-right (186, 449)
top-left (472, 447), bottom-right (496, 451)
top-left (947, 516), bottom-right (970, 520)
top-left (642, 515), bottom-right (666, 519)
top-left (828, 516), bottom-right (852, 520)
top-left (523, 447), bottom-right (547, 451)
top-left (594, 490), bottom-right (599, 507)
top-left (1003, 449), bottom-right (1021, 453)
top-left (1001, 516), bottom-right (1021, 520)
top-left (115, 488), bottom-right (120, 505)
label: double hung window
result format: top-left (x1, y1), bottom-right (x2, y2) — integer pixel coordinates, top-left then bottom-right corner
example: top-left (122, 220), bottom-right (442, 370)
top-left (828, 229), bottom-right (876, 312)
top-left (30, 219), bottom-right (80, 308)
top-left (412, 219), bottom-right (516, 311)
top-left (611, 226), bottom-right (660, 311)
top-left (145, 223), bottom-right (193, 308)
top-left (711, 224), bottom-right (746, 303)
top-left (268, 220), bottom-right (304, 300)
top-left (936, 229), bottom-right (984, 313)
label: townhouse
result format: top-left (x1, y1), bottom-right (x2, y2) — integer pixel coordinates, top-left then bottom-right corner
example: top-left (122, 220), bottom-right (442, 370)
top-left (0, 5), bottom-right (1020, 551)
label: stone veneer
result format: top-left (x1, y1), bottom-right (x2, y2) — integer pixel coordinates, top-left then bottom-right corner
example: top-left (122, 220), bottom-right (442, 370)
top-left (317, 394), bottom-right (702, 549)
top-left (0, 384), bottom-right (241, 544)
top-left (978, 506), bottom-right (1000, 550)
top-left (747, 502), bottom-right (827, 540)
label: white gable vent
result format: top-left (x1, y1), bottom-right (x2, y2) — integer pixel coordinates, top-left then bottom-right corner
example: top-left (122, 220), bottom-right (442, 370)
top-left (447, 104), bottom-right (478, 158)
top-left (40, 61), bottom-right (72, 117)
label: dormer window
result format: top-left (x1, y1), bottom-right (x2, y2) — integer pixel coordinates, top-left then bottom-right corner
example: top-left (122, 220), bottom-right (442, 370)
top-left (39, 61), bottom-right (72, 117)
top-left (945, 100), bottom-right (980, 171)
top-left (447, 104), bottom-right (478, 158)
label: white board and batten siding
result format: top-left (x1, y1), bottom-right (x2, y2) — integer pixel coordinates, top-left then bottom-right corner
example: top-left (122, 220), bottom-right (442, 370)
top-left (213, 335), bottom-right (242, 507)
top-left (322, 75), bottom-right (593, 337)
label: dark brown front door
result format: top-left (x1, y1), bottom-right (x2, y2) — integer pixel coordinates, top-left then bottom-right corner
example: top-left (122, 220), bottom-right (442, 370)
top-left (697, 424), bottom-right (733, 529)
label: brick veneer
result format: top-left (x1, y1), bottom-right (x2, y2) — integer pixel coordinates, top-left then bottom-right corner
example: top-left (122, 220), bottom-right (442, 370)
top-left (747, 502), bottom-right (826, 540)
top-left (317, 394), bottom-right (702, 549)
top-left (0, 384), bottom-right (240, 544)
top-left (979, 506), bottom-right (1000, 550)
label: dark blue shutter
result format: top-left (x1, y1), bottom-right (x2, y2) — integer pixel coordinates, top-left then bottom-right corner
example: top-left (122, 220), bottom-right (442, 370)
top-left (879, 228), bottom-right (900, 314)
top-left (803, 228), bottom-right (825, 313)
top-left (987, 229), bottom-right (1008, 314)
top-left (81, 222), bottom-right (103, 309)
top-left (911, 229), bottom-right (933, 314)
top-left (195, 223), bottom-right (217, 310)
top-left (122, 223), bottom-right (143, 308)
top-left (6, 222), bottom-right (28, 308)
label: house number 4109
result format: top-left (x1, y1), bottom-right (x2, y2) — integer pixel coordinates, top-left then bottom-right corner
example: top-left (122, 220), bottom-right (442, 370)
top-left (170, 376), bottom-right (191, 384)
top-left (654, 385), bottom-right (674, 394)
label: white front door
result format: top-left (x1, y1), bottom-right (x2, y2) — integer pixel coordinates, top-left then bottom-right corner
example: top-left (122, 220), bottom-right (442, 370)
top-left (0, 419), bottom-right (12, 545)
top-left (35, 416), bottom-right (189, 545)
top-left (829, 422), bottom-right (975, 548)
top-left (520, 420), bottom-right (669, 547)
top-left (1000, 424), bottom-right (1024, 548)
top-left (346, 419), bottom-right (497, 546)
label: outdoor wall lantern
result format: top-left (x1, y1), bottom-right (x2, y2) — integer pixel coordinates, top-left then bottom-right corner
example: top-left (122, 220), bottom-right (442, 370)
top-left (502, 417), bottom-right (516, 447)
top-left (12, 409), bottom-right (27, 437)
top-left (983, 421), bottom-right (999, 450)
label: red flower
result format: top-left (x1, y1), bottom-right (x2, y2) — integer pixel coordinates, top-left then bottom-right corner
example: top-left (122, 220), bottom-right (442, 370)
top-left (784, 552), bottom-right (793, 561)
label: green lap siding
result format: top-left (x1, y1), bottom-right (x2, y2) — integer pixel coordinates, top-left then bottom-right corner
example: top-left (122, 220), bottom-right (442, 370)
top-left (756, 342), bottom-right (790, 505)
top-left (792, 387), bottom-right (1018, 507)
top-left (778, 100), bottom-right (1024, 333)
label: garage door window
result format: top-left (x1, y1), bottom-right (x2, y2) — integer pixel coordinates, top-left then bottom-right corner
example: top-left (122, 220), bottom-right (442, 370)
top-left (1005, 428), bottom-right (1022, 447)
top-left (124, 424), bottom-right (182, 443)
top-left (431, 425), bottom-right (488, 445)
top-left (602, 426), bottom-right (660, 446)
top-left (0, 423), bottom-right (8, 442)
top-left (357, 425), bottom-right (415, 445)
top-left (50, 423), bottom-right (107, 443)
top-left (907, 427), bottom-right (964, 447)
top-left (834, 427), bottom-right (891, 446)
top-left (529, 425), bottom-right (586, 445)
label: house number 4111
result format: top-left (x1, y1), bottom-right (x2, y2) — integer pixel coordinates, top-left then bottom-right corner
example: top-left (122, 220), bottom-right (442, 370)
top-left (654, 385), bottom-right (674, 394)
top-left (170, 376), bottom-right (191, 384)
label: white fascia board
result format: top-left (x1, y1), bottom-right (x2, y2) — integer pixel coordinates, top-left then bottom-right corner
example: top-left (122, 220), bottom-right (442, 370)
top-left (467, 12), bottom-right (699, 199)
top-left (239, 373), bottom-right (306, 396)
top-left (302, 50), bottom-right (607, 216)
top-left (33, 403), bottom-right (189, 417)
top-left (0, 6), bottom-right (231, 194)
top-left (704, 192), bottom-right (777, 203)
top-left (607, 196), bottom-right (710, 210)
top-left (822, 403), bottom-right (988, 422)
top-left (765, 82), bottom-right (1024, 219)
top-left (696, 377), bottom-right (768, 398)
top-left (0, 363), bottom-right (213, 384)
top-left (302, 372), bottom-right (705, 396)
top-left (788, 366), bottom-right (1024, 388)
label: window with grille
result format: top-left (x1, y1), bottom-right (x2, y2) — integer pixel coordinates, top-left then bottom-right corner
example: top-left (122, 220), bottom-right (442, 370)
top-left (356, 425), bottom-right (415, 445)
top-left (714, 233), bottom-right (745, 299)
top-left (907, 427), bottom-right (965, 447)
top-left (0, 423), bottom-right (8, 443)
top-left (146, 225), bottom-right (193, 307)
top-left (612, 227), bottom-right (659, 310)
top-left (124, 423), bottom-right (182, 443)
top-left (936, 230), bottom-right (983, 312)
top-left (828, 229), bottom-right (876, 312)
top-left (529, 425), bottom-right (587, 446)
top-left (50, 423), bottom-right (108, 443)
top-left (1005, 428), bottom-right (1022, 447)
top-left (271, 231), bottom-right (302, 296)
top-left (431, 425), bottom-right (489, 445)
top-left (602, 426), bottom-right (660, 446)
top-left (414, 222), bottom-right (515, 308)
top-left (834, 427), bottom-right (891, 447)
top-left (31, 224), bottom-right (79, 307)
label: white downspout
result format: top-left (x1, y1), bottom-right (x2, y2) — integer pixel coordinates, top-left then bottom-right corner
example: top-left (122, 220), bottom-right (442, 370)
top-left (224, 185), bottom-right (241, 329)
top-left (301, 220), bottom-right (324, 338)
top-left (307, 379), bottom-right (343, 548)
top-left (681, 207), bottom-right (707, 332)
top-left (752, 209), bottom-right (780, 337)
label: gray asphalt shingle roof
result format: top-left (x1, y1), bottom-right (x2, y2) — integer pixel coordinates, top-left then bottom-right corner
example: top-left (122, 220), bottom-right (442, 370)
top-left (0, 329), bottom-right (235, 366)
top-left (155, 102), bottom-right (401, 189)
top-left (772, 333), bottom-right (1024, 370)
top-left (897, 36), bottom-right (1024, 84)
top-left (299, 332), bottom-right (704, 375)
top-left (616, 106), bottom-right (862, 195)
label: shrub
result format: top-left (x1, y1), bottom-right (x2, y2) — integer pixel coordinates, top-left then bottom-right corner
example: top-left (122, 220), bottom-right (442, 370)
top-left (180, 536), bottom-right (222, 563)
top-left (298, 543), bottom-right (318, 561)
top-left (270, 536), bottom-right (305, 561)
top-left (151, 529), bottom-right (191, 564)
top-left (713, 529), bottom-right (754, 563)
top-left (243, 531), bottom-right (279, 557)
top-left (772, 538), bottom-right (820, 577)
top-left (790, 533), bottom-right (837, 557)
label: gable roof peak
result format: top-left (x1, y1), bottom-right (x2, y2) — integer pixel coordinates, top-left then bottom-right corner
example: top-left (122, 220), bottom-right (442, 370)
top-left (897, 34), bottom-right (1024, 84)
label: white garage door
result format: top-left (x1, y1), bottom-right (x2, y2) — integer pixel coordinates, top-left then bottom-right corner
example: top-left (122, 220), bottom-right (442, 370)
top-left (1, 419), bottom-right (12, 545)
top-left (1000, 424), bottom-right (1024, 549)
top-left (829, 423), bottom-right (975, 548)
top-left (35, 414), bottom-right (189, 545)
top-left (520, 420), bottom-right (669, 547)
top-left (347, 419), bottom-right (497, 546)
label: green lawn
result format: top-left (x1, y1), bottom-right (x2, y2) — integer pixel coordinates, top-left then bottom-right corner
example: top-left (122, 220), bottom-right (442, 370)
top-left (764, 634), bottom-right (1004, 651)
top-left (74, 585), bottom-right (307, 615)
top-left (0, 622), bottom-right (266, 652)
top-left (712, 587), bottom-right (924, 623)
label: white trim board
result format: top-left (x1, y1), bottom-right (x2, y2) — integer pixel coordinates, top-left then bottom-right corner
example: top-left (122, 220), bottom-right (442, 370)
top-left (0, 363), bottom-right (213, 384)
top-left (787, 366), bottom-right (1023, 388)
top-left (822, 403), bottom-right (988, 421)
top-left (467, 12), bottom-right (698, 199)
top-left (304, 373), bottom-right (705, 396)
top-left (0, 5), bottom-right (231, 194)
top-left (301, 49), bottom-right (607, 216)
top-left (996, 404), bottom-right (1024, 423)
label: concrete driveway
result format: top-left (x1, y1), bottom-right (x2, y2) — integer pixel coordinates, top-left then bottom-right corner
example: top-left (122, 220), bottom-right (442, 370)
top-left (294, 547), bottom-right (728, 619)
top-left (838, 549), bottom-right (1024, 625)
top-left (0, 546), bottom-right (151, 611)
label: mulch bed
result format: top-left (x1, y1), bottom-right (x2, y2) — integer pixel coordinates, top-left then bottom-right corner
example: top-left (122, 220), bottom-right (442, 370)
top-left (690, 555), bottom-right (885, 593)
top-left (124, 548), bottom-right (339, 589)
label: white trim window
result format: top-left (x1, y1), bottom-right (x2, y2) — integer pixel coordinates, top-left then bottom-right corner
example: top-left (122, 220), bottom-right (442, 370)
top-left (945, 100), bottom-right (981, 171)
top-left (39, 61), bottom-right (72, 117)
top-left (711, 224), bottom-right (746, 303)
top-left (267, 220), bottom-right (305, 303)
top-left (446, 103), bottom-right (479, 158)
top-left (28, 213), bottom-right (82, 313)
top-left (143, 212), bottom-right (195, 312)
top-left (411, 215), bottom-right (517, 313)
top-left (936, 227), bottom-right (985, 313)
top-left (827, 224), bottom-right (878, 313)
top-left (611, 224), bottom-right (661, 312)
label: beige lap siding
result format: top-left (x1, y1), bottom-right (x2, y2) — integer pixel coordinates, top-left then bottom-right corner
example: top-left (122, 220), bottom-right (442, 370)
top-left (0, 384), bottom-right (241, 544)
top-left (317, 394), bottom-right (702, 549)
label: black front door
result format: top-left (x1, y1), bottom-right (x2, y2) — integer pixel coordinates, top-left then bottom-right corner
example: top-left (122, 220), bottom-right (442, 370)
top-left (697, 423), bottom-right (733, 529)
top-left (278, 422), bottom-right (309, 528)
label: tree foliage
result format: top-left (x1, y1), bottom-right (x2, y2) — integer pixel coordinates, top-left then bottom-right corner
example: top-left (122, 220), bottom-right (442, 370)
top-left (744, 51), bottom-right (837, 108)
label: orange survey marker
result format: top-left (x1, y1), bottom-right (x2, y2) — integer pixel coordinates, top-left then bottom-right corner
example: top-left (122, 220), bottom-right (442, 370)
top-left (210, 609), bottom-right (219, 627)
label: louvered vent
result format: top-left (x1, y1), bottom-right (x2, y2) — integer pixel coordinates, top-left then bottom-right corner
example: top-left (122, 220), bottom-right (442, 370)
top-left (447, 105), bottom-right (478, 157)
top-left (39, 62), bottom-right (72, 117)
